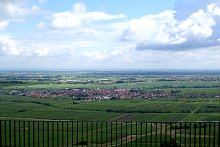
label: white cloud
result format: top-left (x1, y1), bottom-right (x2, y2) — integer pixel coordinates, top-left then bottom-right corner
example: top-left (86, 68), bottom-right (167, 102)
top-left (122, 10), bottom-right (179, 43)
top-left (38, 0), bottom-right (48, 4)
top-left (0, 34), bottom-right (220, 69)
top-left (81, 48), bottom-right (125, 61)
top-left (207, 3), bottom-right (220, 16)
top-left (73, 2), bottom-right (87, 13)
top-left (0, 19), bottom-right (9, 30)
top-left (174, 0), bottom-right (219, 20)
top-left (36, 22), bottom-right (46, 29)
top-left (0, 36), bottom-right (53, 57)
top-left (50, 3), bottom-right (126, 29)
top-left (110, 49), bottom-right (123, 56)
top-left (0, 0), bottom-right (41, 30)
top-left (34, 47), bottom-right (49, 56)
top-left (179, 9), bottom-right (215, 38)
top-left (122, 3), bottom-right (220, 51)
top-left (0, 36), bottom-right (21, 56)
top-left (82, 50), bottom-right (109, 61)
top-left (0, 1), bottom-right (40, 18)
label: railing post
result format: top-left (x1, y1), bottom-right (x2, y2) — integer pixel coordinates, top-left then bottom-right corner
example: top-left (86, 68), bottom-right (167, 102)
top-left (19, 121), bottom-right (21, 147)
top-left (174, 123), bottom-right (177, 147)
top-left (150, 122), bottom-right (152, 147)
top-left (57, 121), bottom-right (59, 147)
top-left (204, 122), bottom-right (206, 147)
top-left (14, 121), bottom-right (16, 147)
top-left (185, 122), bottom-right (187, 147)
top-left (9, 121), bottom-right (12, 147)
top-left (121, 122), bottom-right (123, 147)
top-left (62, 121), bottom-right (64, 147)
top-left (155, 122), bottom-right (157, 146)
top-left (170, 122), bottom-right (172, 146)
top-left (38, 121), bottom-right (40, 147)
top-left (47, 121), bottom-right (50, 146)
top-left (209, 122), bottom-right (211, 147)
top-left (126, 122), bottom-right (127, 147)
top-left (180, 122), bottom-right (182, 146)
top-left (140, 122), bottom-right (142, 146)
top-left (72, 121), bottom-right (74, 147)
top-left (87, 122), bottom-right (89, 147)
top-left (28, 121), bottom-right (30, 147)
top-left (43, 121), bottom-right (45, 147)
top-left (189, 122), bottom-right (191, 147)
top-left (218, 122), bottom-right (220, 147)
top-left (4, 120), bottom-right (6, 146)
top-left (33, 121), bottom-right (35, 147)
top-left (82, 121), bottom-right (84, 146)
top-left (52, 121), bottom-right (54, 147)
top-left (165, 122), bottom-right (167, 143)
top-left (105, 121), bottom-right (107, 147)
top-left (110, 122), bottom-right (112, 147)
top-left (145, 122), bottom-right (147, 147)
top-left (77, 121), bottom-right (78, 147)
top-left (91, 122), bottom-right (93, 147)
top-left (0, 121), bottom-right (1, 147)
top-left (96, 121), bottom-right (98, 147)
top-left (160, 122), bottom-right (162, 146)
top-left (199, 122), bottom-right (201, 147)
top-left (116, 122), bottom-right (118, 146)
top-left (194, 122), bottom-right (196, 147)
top-left (24, 121), bottom-right (26, 147)
top-left (131, 122), bottom-right (132, 147)
top-left (135, 122), bottom-right (137, 147)
top-left (101, 122), bottom-right (102, 146)
top-left (66, 121), bottom-right (69, 146)
top-left (213, 122), bottom-right (216, 147)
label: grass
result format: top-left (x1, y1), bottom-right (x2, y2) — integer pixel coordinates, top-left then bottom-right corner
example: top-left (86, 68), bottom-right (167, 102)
top-left (1, 95), bottom-right (219, 121)
top-left (2, 79), bottom-right (220, 89)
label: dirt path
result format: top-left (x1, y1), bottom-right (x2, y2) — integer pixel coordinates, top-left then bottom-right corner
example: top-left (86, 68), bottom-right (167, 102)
top-left (108, 113), bottom-right (133, 121)
top-left (180, 98), bottom-right (214, 122)
top-left (101, 123), bottom-right (166, 146)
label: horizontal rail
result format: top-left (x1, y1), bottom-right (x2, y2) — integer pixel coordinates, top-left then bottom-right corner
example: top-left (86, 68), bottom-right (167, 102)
top-left (1, 117), bottom-right (220, 122)
top-left (0, 120), bottom-right (219, 147)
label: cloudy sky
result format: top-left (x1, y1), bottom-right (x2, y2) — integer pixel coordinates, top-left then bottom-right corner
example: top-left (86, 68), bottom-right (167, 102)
top-left (0, 0), bottom-right (220, 70)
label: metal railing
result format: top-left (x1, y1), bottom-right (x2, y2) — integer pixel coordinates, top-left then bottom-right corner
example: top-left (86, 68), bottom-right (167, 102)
top-left (0, 120), bottom-right (219, 147)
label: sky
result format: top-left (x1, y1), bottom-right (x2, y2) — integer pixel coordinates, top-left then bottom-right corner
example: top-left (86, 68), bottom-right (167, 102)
top-left (0, 0), bottom-right (220, 70)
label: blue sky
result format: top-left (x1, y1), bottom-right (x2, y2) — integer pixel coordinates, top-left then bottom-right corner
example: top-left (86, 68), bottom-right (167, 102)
top-left (0, 0), bottom-right (220, 70)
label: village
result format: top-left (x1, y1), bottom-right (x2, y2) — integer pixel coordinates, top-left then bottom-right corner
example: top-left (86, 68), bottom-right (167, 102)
top-left (6, 88), bottom-right (171, 100)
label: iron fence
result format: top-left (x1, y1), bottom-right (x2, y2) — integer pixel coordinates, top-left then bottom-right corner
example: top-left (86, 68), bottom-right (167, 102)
top-left (0, 120), bottom-right (219, 147)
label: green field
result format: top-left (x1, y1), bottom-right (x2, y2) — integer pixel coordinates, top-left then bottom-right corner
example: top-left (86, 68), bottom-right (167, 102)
top-left (1, 71), bottom-right (220, 122)
top-left (0, 94), bottom-right (219, 122)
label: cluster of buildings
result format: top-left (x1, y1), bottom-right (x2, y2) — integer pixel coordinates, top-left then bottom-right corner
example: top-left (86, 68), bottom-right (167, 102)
top-left (7, 88), bottom-right (171, 100)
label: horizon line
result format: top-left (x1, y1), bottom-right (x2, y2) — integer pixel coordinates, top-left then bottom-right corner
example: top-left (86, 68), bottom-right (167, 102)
top-left (1, 69), bottom-right (220, 72)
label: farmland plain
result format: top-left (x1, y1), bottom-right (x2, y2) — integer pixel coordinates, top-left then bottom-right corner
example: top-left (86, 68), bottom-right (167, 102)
top-left (0, 71), bottom-right (219, 122)
top-left (0, 71), bottom-right (220, 146)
